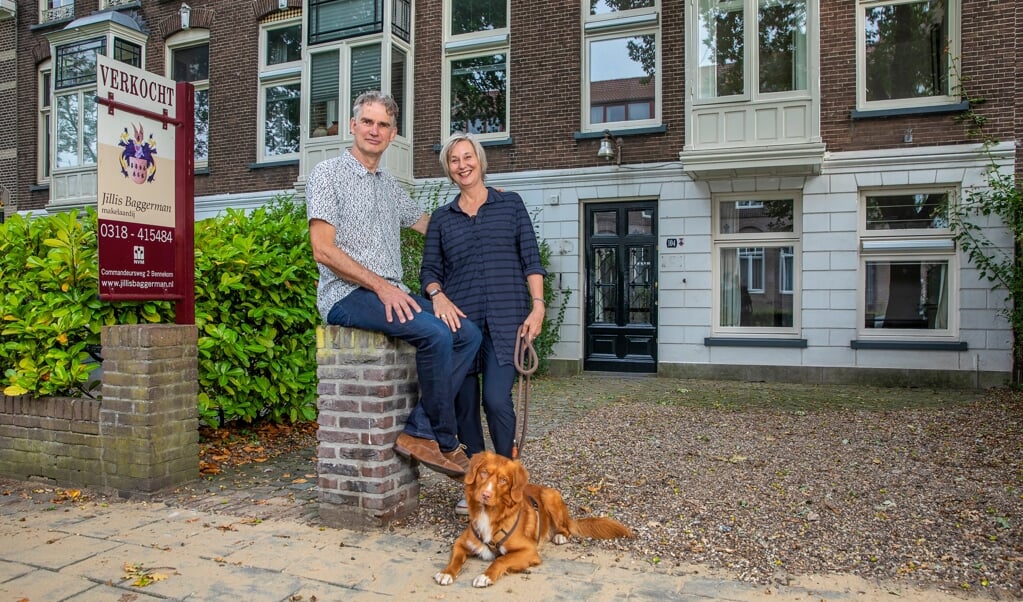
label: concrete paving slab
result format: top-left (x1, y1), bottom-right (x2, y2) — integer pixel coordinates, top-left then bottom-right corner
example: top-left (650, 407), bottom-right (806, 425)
top-left (11, 533), bottom-right (122, 571)
top-left (0, 568), bottom-right (95, 601)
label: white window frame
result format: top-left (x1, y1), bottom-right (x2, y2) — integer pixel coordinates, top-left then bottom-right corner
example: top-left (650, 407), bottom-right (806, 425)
top-left (258, 15), bottom-right (302, 163)
top-left (37, 60), bottom-right (52, 183)
top-left (582, 1), bottom-right (660, 132)
top-left (712, 192), bottom-right (801, 336)
top-left (690, 0), bottom-right (811, 104)
top-left (855, 0), bottom-right (960, 112)
top-left (857, 187), bottom-right (958, 339)
top-left (441, 0), bottom-right (510, 142)
top-left (166, 29), bottom-right (210, 170)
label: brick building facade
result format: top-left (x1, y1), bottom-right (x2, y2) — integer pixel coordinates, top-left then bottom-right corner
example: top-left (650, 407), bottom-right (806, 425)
top-left (3, 0), bottom-right (1022, 385)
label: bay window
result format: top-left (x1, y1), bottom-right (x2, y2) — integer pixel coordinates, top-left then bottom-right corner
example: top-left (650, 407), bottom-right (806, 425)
top-left (695, 0), bottom-right (807, 101)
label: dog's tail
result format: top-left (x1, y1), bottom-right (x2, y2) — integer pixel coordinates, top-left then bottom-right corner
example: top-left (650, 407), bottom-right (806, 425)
top-left (570, 517), bottom-right (634, 540)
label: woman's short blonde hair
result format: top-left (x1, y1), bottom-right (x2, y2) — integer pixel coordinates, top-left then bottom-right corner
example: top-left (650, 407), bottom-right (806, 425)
top-left (439, 132), bottom-right (488, 182)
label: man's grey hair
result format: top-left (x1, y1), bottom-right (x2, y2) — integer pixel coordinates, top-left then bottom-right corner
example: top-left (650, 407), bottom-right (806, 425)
top-left (352, 91), bottom-right (399, 122)
top-left (439, 132), bottom-right (488, 182)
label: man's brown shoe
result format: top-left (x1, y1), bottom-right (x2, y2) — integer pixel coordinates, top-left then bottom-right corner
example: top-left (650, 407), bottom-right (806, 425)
top-left (442, 446), bottom-right (470, 479)
top-left (393, 432), bottom-right (464, 477)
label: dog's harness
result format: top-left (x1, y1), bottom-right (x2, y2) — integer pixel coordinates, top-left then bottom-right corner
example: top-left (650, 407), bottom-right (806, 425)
top-left (472, 495), bottom-right (541, 556)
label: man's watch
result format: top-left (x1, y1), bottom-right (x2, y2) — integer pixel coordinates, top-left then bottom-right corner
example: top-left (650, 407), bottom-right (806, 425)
top-left (428, 288), bottom-right (443, 298)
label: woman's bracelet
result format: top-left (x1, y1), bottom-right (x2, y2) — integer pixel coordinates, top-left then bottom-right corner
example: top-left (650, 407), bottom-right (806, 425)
top-left (532, 297), bottom-right (545, 305)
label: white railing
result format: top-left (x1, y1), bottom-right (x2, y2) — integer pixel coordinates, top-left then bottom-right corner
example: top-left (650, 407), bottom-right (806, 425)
top-left (102, 0), bottom-right (136, 9)
top-left (40, 3), bottom-right (74, 24)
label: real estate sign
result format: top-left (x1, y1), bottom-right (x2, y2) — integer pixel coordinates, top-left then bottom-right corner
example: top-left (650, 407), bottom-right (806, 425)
top-left (96, 54), bottom-right (178, 300)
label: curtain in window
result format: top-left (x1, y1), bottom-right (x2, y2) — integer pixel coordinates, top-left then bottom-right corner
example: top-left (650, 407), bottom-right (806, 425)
top-left (720, 248), bottom-right (741, 326)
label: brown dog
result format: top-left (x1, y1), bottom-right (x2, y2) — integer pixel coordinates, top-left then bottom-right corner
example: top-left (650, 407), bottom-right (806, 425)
top-left (434, 451), bottom-right (634, 588)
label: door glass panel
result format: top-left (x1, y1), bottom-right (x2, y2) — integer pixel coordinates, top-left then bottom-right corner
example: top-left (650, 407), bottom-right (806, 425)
top-left (593, 247), bottom-right (617, 324)
top-left (628, 246), bottom-right (653, 324)
top-left (593, 211), bottom-right (617, 235)
top-left (627, 209), bottom-right (653, 234)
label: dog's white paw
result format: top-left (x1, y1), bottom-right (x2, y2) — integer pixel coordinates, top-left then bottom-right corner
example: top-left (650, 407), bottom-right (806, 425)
top-left (434, 572), bottom-right (454, 586)
top-left (471, 574), bottom-right (493, 588)
top-left (553, 533), bottom-right (568, 545)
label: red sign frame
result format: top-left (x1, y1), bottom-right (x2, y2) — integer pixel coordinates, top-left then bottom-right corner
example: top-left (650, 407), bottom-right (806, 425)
top-left (96, 56), bottom-right (195, 325)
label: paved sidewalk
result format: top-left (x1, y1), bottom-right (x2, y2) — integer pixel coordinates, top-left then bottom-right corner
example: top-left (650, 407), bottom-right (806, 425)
top-left (1, 480), bottom-right (969, 601)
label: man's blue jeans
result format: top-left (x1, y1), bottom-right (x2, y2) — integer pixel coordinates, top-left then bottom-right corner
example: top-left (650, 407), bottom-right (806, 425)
top-left (327, 287), bottom-right (482, 452)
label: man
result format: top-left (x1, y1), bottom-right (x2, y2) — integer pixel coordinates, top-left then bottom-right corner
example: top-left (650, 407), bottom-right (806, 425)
top-left (306, 91), bottom-right (481, 477)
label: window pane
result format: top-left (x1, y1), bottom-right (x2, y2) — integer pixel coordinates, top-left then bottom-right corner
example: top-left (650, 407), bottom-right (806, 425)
top-left (758, 0), bottom-right (807, 93)
top-left (593, 210), bottom-right (616, 235)
top-left (350, 44), bottom-right (381, 110)
top-left (309, 0), bottom-right (383, 44)
top-left (82, 93), bottom-right (97, 166)
top-left (720, 247), bottom-right (794, 327)
top-left (865, 193), bottom-right (947, 230)
top-left (391, 46), bottom-right (407, 135)
top-left (194, 88), bottom-right (209, 162)
top-left (718, 199), bottom-right (794, 234)
top-left (449, 53), bottom-right (507, 135)
top-left (864, 260), bottom-right (948, 329)
top-left (590, 0), bottom-right (655, 15)
top-left (697, 0), bottom-right (744, 98)
top-left (266, 24), bottom-right (302, 66)
top-left (627, 101), bottom-right (651, 120)
top-left (173, 45), bottom-right (209, 82)
top-left (310, 51), bottom-right (340, 137)
top-left (392, 0), bottom-right (411, 41)
top-left (264, 83), bottom-right (301, 157)
top-left (627, 209), bottom-right (652, 235)
top-left (55, 38), bottom-right (104, 89)
top-left (593, 247), bottom-right (618, 324)
top-left (628, 246), bottom-right (653, 324)
top-left (863, 0), bottom-right (948, 102)
top-left (451, 0), bottom-right (507, 35)
top-left (55, 93), bottom-right (79, 168)
top-left (590, 35), bottom-right (655, 124)
top-left (113, 38), bottom-right (142, 68)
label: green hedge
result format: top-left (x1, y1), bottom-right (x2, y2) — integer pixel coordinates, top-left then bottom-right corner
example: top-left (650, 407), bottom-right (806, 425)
top-left (0, 192), bottom-right (567, 426)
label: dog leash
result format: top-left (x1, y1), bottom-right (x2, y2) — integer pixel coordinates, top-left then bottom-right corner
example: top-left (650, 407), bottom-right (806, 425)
top-left (511, 326), bottom-right (538, 460)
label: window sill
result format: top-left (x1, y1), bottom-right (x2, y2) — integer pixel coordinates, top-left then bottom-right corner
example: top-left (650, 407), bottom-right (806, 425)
top-left (432, 137), bottom-right (513, 153)
top-left (29, 183), bottom-right (50, 193)
top-left (704, 337), bottom-right (807, 348)
top-left (195, 167), bottom-right (211, 176)
top-left (574, 125), bottom-right (667, 140)
top-left (851, 339), bottom-right (967, 351)
top-left (850, 101), bottom-right (969, 120)
top-left (248, 159), bottom-right (299, 170)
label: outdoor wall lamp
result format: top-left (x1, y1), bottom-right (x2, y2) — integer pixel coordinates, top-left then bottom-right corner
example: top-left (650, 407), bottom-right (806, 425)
top-left (179, 3), bottom-right (191, 30)
top-left (597, 130), bottom-right (622, 166)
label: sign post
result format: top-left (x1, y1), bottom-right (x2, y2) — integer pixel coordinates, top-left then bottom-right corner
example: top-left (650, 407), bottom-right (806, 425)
top-left (96, 55), bottom-right (194, 324)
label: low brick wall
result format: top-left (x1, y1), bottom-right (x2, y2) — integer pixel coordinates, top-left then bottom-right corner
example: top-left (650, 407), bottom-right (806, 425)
top-left (0, 324), bottom-right (198, 497)
top-left (315, 325), bottom-right (420, 529)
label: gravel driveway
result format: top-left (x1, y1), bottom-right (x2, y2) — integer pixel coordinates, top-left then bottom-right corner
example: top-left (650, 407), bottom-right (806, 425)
top-left (394, 375), bottom-right (1023, 600)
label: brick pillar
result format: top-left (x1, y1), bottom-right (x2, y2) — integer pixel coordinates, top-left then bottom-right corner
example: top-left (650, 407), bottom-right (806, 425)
top-left (99, 324), bottom-right (199, 495)
top-left (316, 325), bottom-right (420, 529)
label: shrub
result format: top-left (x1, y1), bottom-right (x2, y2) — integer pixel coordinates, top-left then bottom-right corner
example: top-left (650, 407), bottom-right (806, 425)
top-left (1, 189), bottom-right (568, 422)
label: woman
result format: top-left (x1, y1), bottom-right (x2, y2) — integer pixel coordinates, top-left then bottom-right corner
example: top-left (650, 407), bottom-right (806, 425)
top-left (421, 133), bottom-right (546, 510)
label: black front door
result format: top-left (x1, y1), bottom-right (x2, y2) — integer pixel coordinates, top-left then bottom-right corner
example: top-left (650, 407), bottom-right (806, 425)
top-left (584, 202), bottom-right (657, 372)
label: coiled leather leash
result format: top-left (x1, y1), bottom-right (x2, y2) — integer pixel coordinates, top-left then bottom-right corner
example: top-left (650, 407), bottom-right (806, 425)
top-left (511, 325), bottom-right (538, 460)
